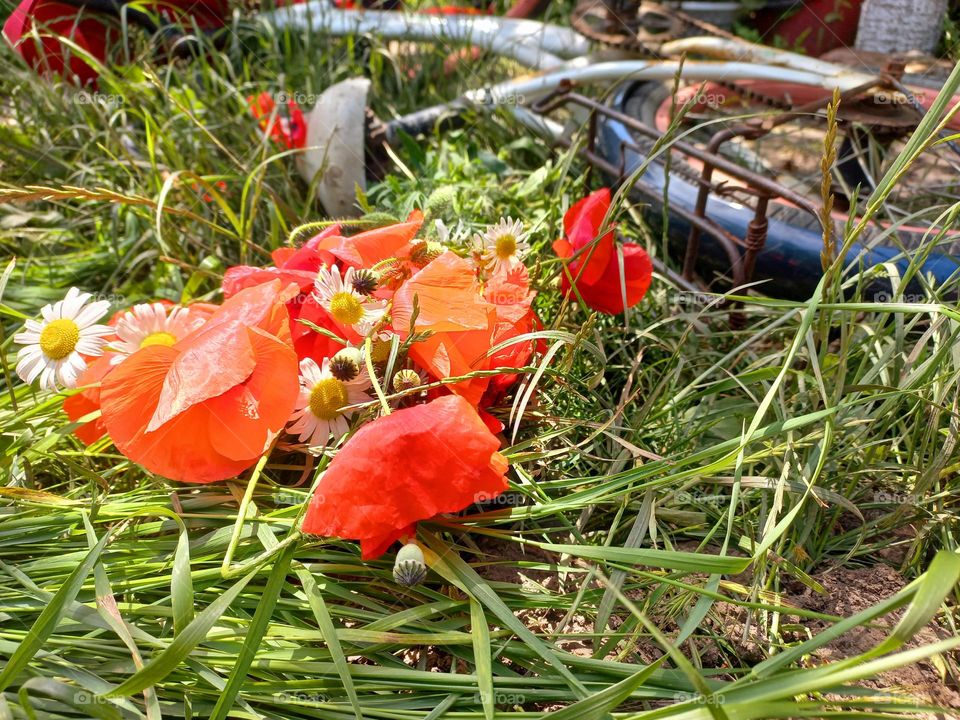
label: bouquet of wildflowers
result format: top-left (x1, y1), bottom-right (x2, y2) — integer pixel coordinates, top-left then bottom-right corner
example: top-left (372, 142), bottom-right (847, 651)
top-left (14, 189), bottom-right (651, 564)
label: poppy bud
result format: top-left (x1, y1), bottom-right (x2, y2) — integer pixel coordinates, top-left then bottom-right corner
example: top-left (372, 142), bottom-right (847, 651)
top-left (392, 369), bottom-right (422, 393)
top-left (393, 542), bottom-right (427, 586)
top-left (423, 186), bottom-right (456, 222)
top-left (330, 347), bottom-right (362, 381)
top-left (357, 211), bottom-right (401, 229)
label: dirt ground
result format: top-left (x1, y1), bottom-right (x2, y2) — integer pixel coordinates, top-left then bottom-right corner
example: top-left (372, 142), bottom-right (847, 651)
top-left (793, 565), bottom-right (960, 711)
top-left (471, 538), bottom-right (960, 713)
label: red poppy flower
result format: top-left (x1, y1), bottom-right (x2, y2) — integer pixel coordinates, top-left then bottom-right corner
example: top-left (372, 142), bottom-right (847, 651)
top-left (146, 0), bottom-right (227, 30)
top-left (63, 355), bottom-right (113, 444)
top-left (328, 211), bottom-right (423, 270)
top-left (99, 281), bottom-right (300, 483)
top-left (302, 394), bottom-right (509, 559)
top-left (3, 0), bottom-right (111, 85)
top-left (392, 251), bottom-right (495, 406)
top-left (223, 226), bottom-right (347, 363)
top-left (552, 188), bottom-right (653, 315)
top-left (248, 92), bottom-right (307, 150)
top-left (223, 225), bottom-right (342, 300)
top-left (62, 300), bottom-right (219, 445)
top-left (483, 264), bottom-right (539, 400)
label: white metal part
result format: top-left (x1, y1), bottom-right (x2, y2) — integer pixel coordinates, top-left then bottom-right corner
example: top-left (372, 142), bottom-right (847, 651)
top-left (297, 77), bottom-right (371, 218)
top-left (465, 58), bottom-right (883, 110)
top-left (261, 3), bottom-right (590, 69)
top-left (659, 38), bottom-right (881, 89)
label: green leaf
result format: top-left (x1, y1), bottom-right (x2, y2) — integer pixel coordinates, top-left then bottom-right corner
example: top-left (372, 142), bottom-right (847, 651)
top-left (547, 657), bottom-right (667, 720)
top-left (534, 542), bottom-right (751, 574)
top-left (888, 550), bottom-right (960, 650)
top-left (296, 568), bottom-right (364, 720)
top-left (422, 530), bottom-right (588, 698)
top-left (171, 522), bottom-right (195, 636)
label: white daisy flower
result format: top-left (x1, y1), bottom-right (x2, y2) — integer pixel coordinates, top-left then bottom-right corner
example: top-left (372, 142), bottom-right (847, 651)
top-left (474, 217), bottom-right (529, 273)
top-left (435, 218), bottom-right (468, 245)
top-left (287, 356), bottom-right (371, 452)
top-left (313, 264), bottom-right (388, 336)
top-left (109, 302), bottom-right (203, 363)
top-left (13, 287), bottom-right (113, 391)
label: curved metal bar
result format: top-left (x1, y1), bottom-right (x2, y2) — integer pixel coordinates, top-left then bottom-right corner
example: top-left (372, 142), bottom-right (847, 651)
top-left (660, 36), bottom-right (881, 88)
top-left (261, 4), bottom-right (590, 68)
top-left (465, 57), bottom-right (883, 103)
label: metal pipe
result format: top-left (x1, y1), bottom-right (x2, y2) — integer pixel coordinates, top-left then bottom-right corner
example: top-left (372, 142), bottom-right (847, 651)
top-left (660, 36), bottom-right (881, 88)
top-left (465, 58), bottom-right (884, 106)
top-left (261, 3), bottom-right (590, 68)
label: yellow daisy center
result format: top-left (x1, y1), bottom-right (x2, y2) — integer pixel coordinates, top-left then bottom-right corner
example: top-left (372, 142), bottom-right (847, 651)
top-left (140, 331), bottom-right (177, 348)
top-left (495, 234), bottom-right (517, 259)
top-left (369, 338), bottom-right (392, 364)
top-left (39, 319), bottom-right (80, 360)
top-left (308, 377), bottom-right (349, 420)
top-left (329, 291), bottom-right (364, 325)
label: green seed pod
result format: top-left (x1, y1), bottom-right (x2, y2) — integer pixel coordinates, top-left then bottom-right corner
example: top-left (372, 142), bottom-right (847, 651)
top-left (393, 542), bottom-right (427, 586)
top-left (392, 369), bottom-right (422, 393)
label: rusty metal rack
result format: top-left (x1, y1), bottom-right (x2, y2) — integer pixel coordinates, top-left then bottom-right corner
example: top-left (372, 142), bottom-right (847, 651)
top-left (530, 79), bottom-right (899, 321)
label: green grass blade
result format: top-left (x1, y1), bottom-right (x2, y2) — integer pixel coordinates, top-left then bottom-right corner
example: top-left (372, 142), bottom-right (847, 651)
top-left (103, 569), bottom-right (258, 698)
top-left (422, 530), bottom-right (588, 698)
top-left (208, 542), bottom-right (295, 720)
top-left (470, 598), bottom-right (495, 720)
top-left (548, 657), bottom-right (667, 720)
top-left (295, 567), bottom-right (365, 720)
top-left (886, 549), bottom-right (960, 650)
top-left (0, 520), bottom-right (112, 693)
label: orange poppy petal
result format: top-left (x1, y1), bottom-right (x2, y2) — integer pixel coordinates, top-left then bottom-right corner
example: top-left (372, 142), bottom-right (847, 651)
top-left (223, 266), bottom-right (316, 299)
top-left (99, 343), bottom-right (279, 484)
top-left (271, 247), bottom-right (296, 266)
top-left (218, 279), bottom-right (299, 331)
top-left (552, 238), bottom-right (573, 258)
top-left (63, 355), bottom-right (114, 445)
top-left (149, 281), bottom-right (296, 429)
top-left (393, 252), bottom-right (492, 334)
top-left (408, 329), bottom-right (492, 407)
top-left (204, 327), bottom-right (299, 461)
top-left (148, 320), bottom-right (256, 431)
top-left (100, 345), bottom-right (248, 482)
top-left (484, 264), bottom-right (535, 308)
top-left (302, 395), bottom-right (508, 559)
top-left (330, 217), bottom-right (423, 268)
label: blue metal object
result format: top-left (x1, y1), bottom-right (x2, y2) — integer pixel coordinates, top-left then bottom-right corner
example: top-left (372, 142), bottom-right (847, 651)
top-left (599, 82), bottom-right (960, 300)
